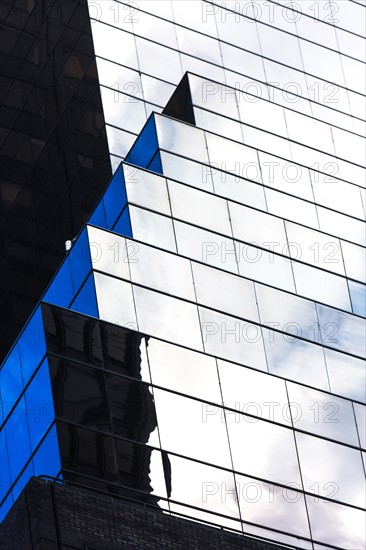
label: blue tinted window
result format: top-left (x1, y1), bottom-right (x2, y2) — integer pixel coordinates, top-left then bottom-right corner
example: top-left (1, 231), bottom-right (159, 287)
top-left (125, 114), bottom-right (158, 169)
top-left (89, 198), bottom-right (107, 228)
top-left (104, 165), bottom-right (127, 229)
top-left (148, 151), bottom-right (163, 175)
top-left (11, 461), bottom-right (34, 505)
top-left (70, 274), bottom-right (99, 317)
top-left (0, 345), bottom-right (22, 425)
top-left (43, 257), bottom-right (74, 308)
top-left (4, 397), bottom-right (32, 481)
top-left (113, 206), bottom-right (132, 238)
top-left (25, 359), bottom-right (54, 452)
top-left (33, 424), bottom-right (61, 479)
top-left (18, 307), bottom-right (46, 386)
top-left (69, 227), bottom-right (92, 292)
top-left (0, 430), bottom-right (11, 502)
top-left (349, 280), bottom-right (366, 317)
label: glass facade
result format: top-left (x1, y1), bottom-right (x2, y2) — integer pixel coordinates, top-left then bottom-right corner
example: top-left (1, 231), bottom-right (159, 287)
top-left (0, 1), bottom-right (365, 549)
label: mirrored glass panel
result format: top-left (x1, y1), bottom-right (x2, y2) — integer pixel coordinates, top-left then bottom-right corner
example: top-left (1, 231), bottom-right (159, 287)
top-left (265, 189), bottom-right (319, 230)
top-left (354, 403), bottom-right (366, 449)
top-left (94, 273), bottom-right (137, 328)
top-left (192, 262), bottom-right (259, 321)
top-left (159, 151), bottom-right (214, 193)
top-left (123, 166), bottom-right (171, 215)
top-left (168, 180), bottom-right (232, 235)
top-left (263, 327), bottom-right (329, 391)
top-left (325, 349), bottom-right (366, 403)
top-left (199, 307), bottom-right (267, 372)
top-left (306, 495), bottom-right (366, 549)
top-left (229, 203), bottom-right (287, 249)
top-left (256, 283), bottom-right (318, 343)
top-left (153, 388), bottom-right (232, 469)
top-left (135, 37), bottom-right (182, 82)
top-left (4, 397), bottom-right (32, 481)
top-left (134, 286), bottom-right (203, 351)
top-left (287, 383), bottom-right (359, 446)
top-left (285, 222), bottom-right (344, 276)
top-left (168, 454), bottom-right (241, 531)
top-left (129, 206), bottom-right (177, 252)
top-left (147, 338), bottom-right (221, 404)
top-left (296, 432), bottom-right (365, 507)
top-left (218, 360), bottom-right (290, 426)
top-left (316, 303), bottom-right (366, 359)
top-left (206, 132), bottom-right (262, 183)
top-left (128, 240), bottom-right (195, 301)
top-left (235, 242), bottom-right (295, 293)
top-left (236, 473), bottom-right (311, 541)
top-left (88, 226), bottom-right (130, 280)
top-left (174, 221), bottom-right (239, 274)
top-left (341, 240), bottom-right (366, 283)
top-left (155, 116), bottom-right (209, 162)
top-left (292, 262), bottom-right (351, 311)
top-left (212, 170), bottom-right (267, 211)
top-left (226, 413), bottom-right (302, 486)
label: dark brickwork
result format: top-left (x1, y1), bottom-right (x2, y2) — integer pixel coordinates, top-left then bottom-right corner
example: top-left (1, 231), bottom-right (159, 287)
top-left (0, 477), bottom-right (293, 550)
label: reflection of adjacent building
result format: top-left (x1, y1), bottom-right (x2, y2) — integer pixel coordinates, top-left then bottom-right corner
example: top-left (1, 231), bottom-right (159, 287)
top-left (45, 305), bottom-right (163, 506)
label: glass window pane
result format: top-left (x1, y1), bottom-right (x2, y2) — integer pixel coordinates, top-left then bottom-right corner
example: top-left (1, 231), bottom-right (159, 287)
top-left (129, 241), bottom-right (194, 301)
top-left (349, 280), bottom-right (366, 317)
top-left (168, 454), bottom-right (241, 531)
top-left (155, 115), bottom-right (209, 162)
top-left (134, 286), bottom-right (203, 351)
top-left (123, 165), bottom-right (171, 215)
top-left (256, 283), bottom-right (318, 343)
top-left (199, 307), bottom-right (267, 372)
top-left (168, 180), bottom-right (232, 236)
top-left (259, 152), bottom-right (314, 201)
top-left (70, 273), bottom-right (99, 318)
top-left (94, 273), bottom-right (137, 329)
top-left (153, 388), bottom-right (232, 469)
top-left (265, 189), bottom-right (319, 230)
top-left (0, 345), bottom-right (22, 424)
top-left (316, 303), bottom-right (366, 358)
top-left (287, 383), bottom-right (359, 446)
top-left (229, 203), bottom-right (287, 249)
top-left (263, 327), bottom-right (329, 391)
top-left (206, 132), bottom-right (262, 183)
top-left (87, 226), bottom-right (130, 280)
top-left (159, 151), bottom-right (215, 193)
top-left (212, 170), bottom-right (267, 211)
top-left (147, 338), bottom-right (221, 404)
top-left (105, 374), bottom-right (158, 444)
top-left (4, 397), bottom-right (32, 481)
top-left (174, 221), bottom-right (239, 274)
top-left (286, 222), bottom-right (344, 275)
top-left (0, 429), bottom-right (11, 504)
top-left (129, 206), bottom-right (177, 252)
top-left (91, 23), bottom-right (139, 68)
top-left (325, 349), bottom-right (366, 402)
top-left (341, 240), bottom-right (366, 282)
top-left (33, 424), bottom-right (61, 478)
top-left (236, 242), bottom-right (295, 293)
top-left (306, 496), bottom-right (365, 549)
top-left (25, 359), bottom-right (54, 452)
top-left (192, 262), bottom-right (259, 321)
top-left (226, 413), bottom-right (301, 486)
top-left (18, 306), bottom-right (46, 388)
top-left (296, 432), bottom-right (365, 507)
top-left (236, 473), bottom-right (311, 541)
top-left (218, 360), bottom-right (290, 426)
top-left (136, 37), bottom-right (182, 82)
top-left (354, 403), bottom-right (366, 449)
top-left (292, 262), bottom-right (351, 311)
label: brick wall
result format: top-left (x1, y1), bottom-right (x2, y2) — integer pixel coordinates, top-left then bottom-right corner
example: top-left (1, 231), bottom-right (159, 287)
top-left (0, 478), bottom-right (292, 550)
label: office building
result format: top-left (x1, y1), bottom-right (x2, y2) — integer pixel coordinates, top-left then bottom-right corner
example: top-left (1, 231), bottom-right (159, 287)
top-left (0, 2), bottom-right (365, 549)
